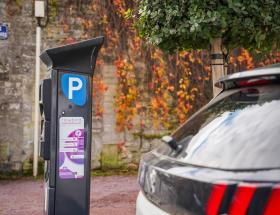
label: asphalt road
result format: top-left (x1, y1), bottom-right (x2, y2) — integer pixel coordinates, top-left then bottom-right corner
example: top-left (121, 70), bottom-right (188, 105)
top-left (0, 176), bottom-right (139, 215)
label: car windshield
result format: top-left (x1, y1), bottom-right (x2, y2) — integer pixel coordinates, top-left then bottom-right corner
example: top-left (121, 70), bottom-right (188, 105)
top-left (165, 85), bottom-right (280, 170)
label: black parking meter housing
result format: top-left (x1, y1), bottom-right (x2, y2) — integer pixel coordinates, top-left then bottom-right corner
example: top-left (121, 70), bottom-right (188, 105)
top-left (39, 78), bottom-right (52, 160)
top-left (39, 37), bottom-right (104, 215)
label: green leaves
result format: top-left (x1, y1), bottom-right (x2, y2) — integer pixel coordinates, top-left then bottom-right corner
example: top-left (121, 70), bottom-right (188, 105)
top-left (137, 0), bottom-right (280, 52)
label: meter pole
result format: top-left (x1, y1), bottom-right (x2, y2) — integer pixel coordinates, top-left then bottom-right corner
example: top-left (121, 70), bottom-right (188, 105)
top-left (33, 24), bottom-right (41, 177)
top-left (33, 0), bottom-right (48, 177)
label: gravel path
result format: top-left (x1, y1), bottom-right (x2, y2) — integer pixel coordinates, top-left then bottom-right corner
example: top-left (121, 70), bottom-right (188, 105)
top-left (0, 176), bottom-right (139, 215)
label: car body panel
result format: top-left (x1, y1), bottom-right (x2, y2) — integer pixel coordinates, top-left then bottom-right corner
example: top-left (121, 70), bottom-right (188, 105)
top-left (136, 191), bottom-right (170, 215)
top-left (215, 64), bottom-right (280, 89)
top-left (138, 154), bottom-right (280, 215)
top-left (137, 66), bottom-right (280, 214)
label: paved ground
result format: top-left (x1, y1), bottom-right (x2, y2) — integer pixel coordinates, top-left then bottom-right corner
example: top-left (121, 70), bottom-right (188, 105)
top-left (0, 176), bottom-right (139, 215)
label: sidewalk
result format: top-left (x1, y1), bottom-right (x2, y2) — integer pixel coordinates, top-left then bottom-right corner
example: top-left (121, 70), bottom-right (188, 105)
top-left (0, 176), bottom-right (139, 215)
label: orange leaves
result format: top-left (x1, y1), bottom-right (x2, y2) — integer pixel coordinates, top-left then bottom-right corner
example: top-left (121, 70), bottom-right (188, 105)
top-left (149, 51), bottom-right (173, 129)
top-left (151, 97), bottom-right (159, 110)
top-left (115, 58), bottom-right (139, 132)
top-left (91, 1), bottom-right (280, 136)
top-left (229, 48), bottom-right (280, 72)
top-left (238, 49), bottom-right (254, 69)
top-left (94, 103), bottom-right (104, 118)
top-left (171, 50), bottom-right (211, 124)
top-left (179, 78), bottom-right (190, 90)
top-left (177, 90), bottom-right (185, 98)
top-left (237, 55), bottom-right (244, 63)
top-left (129, 36), bottom-right (141, 53)
top-left (146, 50), bottom-right (205, 129)
top-left (167, 86), bottom-right (175, 92)
top-left (92, 70), bottom-right (108, 118)
top-left (191, 87), bottom-right (198, 93)
top-left (81, 19), bottom-right (93, 30)
top-left (113, 0), bottom-right (126, 17)
top-left (93, 78), bottom-right (107, 96)
top-left (113, 46), bottom-right (215, 132)
top-left (204, 65), bottom-right (211, 74)
top-left (112, 0), bottom-right (134, 30)
top-left (256, 51), bottom-right (280, 67)
top-left (96, 59), bottom-right (104, 67)
top-left (189, 54), bottom-right (195, 63)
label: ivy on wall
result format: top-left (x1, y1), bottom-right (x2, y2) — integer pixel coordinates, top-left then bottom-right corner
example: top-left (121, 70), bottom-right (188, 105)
top-left (49, 0), bottom-right (280, 135)
top-left (96, 0), bottom-right (280, 133)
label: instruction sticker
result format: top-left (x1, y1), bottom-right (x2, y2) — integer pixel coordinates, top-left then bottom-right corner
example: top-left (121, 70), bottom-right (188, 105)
top-left (59, 117), bottom-right (84, 179)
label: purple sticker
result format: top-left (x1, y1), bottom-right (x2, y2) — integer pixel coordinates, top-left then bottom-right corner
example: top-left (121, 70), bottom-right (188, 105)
top-left (65, 129), bottom-right (84, 165)
top-left (59, 152), bottom-right (65, 167)
top-left (59, 117), bottom-right (84, 179)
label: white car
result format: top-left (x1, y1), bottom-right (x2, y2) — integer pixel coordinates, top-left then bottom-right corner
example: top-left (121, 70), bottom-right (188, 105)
top-left (136, 64), bottom-right (280, 215)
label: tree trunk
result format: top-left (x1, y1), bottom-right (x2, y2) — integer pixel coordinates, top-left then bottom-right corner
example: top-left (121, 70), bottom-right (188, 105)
top-left (210, 38), bottom-right (226, 97)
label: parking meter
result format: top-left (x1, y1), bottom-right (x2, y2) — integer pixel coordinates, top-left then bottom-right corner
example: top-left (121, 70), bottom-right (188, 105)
top-left (39, 37), bottom-right (104, 215)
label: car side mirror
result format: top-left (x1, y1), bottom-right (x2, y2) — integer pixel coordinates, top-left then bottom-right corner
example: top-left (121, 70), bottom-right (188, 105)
top-left (162, 136), bottom-right (180, 151)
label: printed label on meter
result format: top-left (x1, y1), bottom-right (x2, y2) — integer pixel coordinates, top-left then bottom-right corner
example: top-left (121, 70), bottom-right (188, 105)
top-left (59, 117), bottom-right (84, 179)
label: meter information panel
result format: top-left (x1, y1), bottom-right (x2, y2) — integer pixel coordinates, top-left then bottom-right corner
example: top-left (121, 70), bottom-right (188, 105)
top-left (59, 117), bottom-right (85, 179)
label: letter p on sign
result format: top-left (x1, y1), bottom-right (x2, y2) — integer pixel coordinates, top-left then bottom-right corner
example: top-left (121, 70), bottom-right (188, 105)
top-left (69, 78), bottom-right (82, 99)
top-left (61, 74), bottom-right (87, 106)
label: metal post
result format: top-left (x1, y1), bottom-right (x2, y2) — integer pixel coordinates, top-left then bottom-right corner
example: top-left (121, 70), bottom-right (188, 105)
top-left (33, 26), bottom-right (41, 177)
top-left (211, 38), bottom-right (225, 97)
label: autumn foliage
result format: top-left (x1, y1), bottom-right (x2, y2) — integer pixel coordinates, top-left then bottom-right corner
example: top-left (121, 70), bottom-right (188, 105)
top-left (89, 0), bottom-right (280, 134)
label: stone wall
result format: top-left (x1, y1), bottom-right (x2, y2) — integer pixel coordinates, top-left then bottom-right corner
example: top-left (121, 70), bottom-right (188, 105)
top-left (0, 1), bottom-right (36, 172)
top-left (0, 0), bottom-right (162, 173)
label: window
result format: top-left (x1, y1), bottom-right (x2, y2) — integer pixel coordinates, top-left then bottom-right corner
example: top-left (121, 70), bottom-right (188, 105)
top-left (163, 85), bottom-right (280, 170)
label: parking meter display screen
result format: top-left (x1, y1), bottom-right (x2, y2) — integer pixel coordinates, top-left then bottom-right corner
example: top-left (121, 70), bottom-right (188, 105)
top-left (59, 117), bottom-right (84, 179)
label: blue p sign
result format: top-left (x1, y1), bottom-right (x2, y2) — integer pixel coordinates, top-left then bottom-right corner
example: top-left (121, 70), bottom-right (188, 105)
top-left (61, 74), bottom-right (87, 106)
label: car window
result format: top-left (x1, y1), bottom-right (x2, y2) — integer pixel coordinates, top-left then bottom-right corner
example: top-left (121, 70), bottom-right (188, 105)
top-left (166, 85), bottom-right (280, 170)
